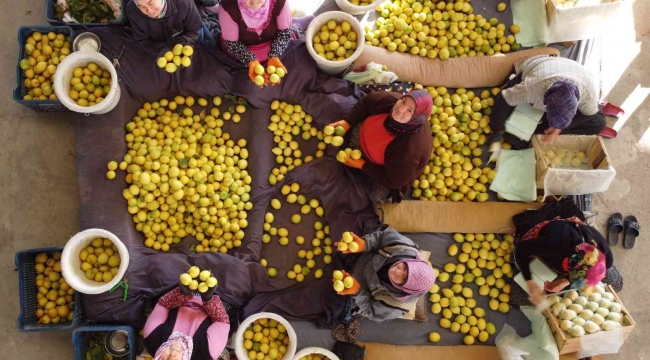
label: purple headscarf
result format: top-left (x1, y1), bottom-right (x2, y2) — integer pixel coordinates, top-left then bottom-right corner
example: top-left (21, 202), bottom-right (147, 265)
top-left (544, 79), bottom-right (580, 130)
top-left (389, 258), bottom-right (436, 301)
top-left (154, 332), bottom-right (193, 360)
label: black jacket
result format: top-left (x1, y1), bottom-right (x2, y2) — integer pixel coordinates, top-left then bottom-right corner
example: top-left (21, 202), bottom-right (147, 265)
top-left (127, 0), bottom-right (204, 52)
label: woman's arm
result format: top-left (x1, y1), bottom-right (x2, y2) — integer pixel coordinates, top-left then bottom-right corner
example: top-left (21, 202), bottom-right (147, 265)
top-left (202, 296), bottom-right (230, 359)
top-left (175, 1), bottom-right (204, 45)
top-left (514, 237), bottom-right (553, 281)
top-left (362, 228), bottom-right (417, 253)
top-left (218, 6), bottom-right (258, 64)
top-left (268, 1), bottom-right (292, 59)
top-left (344, 92), bottom-right (399, 128)
top-left (143, 288), bottom-right (194, 337)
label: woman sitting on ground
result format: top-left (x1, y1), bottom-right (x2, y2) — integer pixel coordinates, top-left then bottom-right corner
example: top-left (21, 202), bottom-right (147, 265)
top-left (489, 55), bottom-right (606, 149)
top-left (144, 282), bottom-right (231, 360)
top-left (510, 200), bottom-right (620, 306)
top-left (127, 0), bottom-right (206, 52)
top-left (327, 90), bottom-right (433, 203)
top-left (218, 0), bottom-right (312, 87)
top-left (333, 227), bottom-right (436, 322)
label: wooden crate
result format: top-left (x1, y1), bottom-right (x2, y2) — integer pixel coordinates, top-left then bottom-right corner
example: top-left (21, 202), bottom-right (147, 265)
top-left (531, 135), bottom-right (612, 189)
top-left (543, 285), bottom-right (635, 355)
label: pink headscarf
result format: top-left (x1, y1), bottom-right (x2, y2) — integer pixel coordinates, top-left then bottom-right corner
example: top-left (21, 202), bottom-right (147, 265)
top-left (389, 258), bottom-right (436, 301)
top-left (237, 0), bottom-right (274, 33)
top-left (154, 332), bottom-right (193, 360)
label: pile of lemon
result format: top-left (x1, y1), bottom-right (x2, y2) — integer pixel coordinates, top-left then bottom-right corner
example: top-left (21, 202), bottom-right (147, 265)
top-left (261, 182), bottom-right (331, 282)
top-left (157, 44), bottom-right (194, 73)
top-left (106, 95), bottom-right (252, 253)
top-left (267, 100), bottom-right (328, 185)
top-left (428, 233), bottom-right (515, 344)
top-left (312, 20), bottom-right (359, 61)
top-left (33, 251), bottom-right (75, 325)
top-left (242, 318), bottom-right (291, 360)
top-left (68, 62), bottom-right (112, 107)
top-left (79, 237), bottom-right (122, 283)
top-left (299, 354), bottom-right (332, 360)
top-left (349, 0), bottom-right (374, 5)
top-left (179, 266), bottom-right (218, 293)
top-left (20, 31), bottom-right (71, 100)
top-left (368, 0), bottom-right (521, 59)
top-left (411, 86), bottom-right (496, 202)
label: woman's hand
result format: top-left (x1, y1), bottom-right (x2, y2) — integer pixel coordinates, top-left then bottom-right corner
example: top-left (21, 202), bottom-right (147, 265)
top-left (334, 232), bottom-right (366, 254)
top-left (334, 271), bottom-right (361, 296)
top-left (543, 127), bottom-right (562, 142)
top-left (527, 280), bottom-right (545, 305)
top-left (327, 120), bottom-right (351, 133)
top-left (267, 57), bottom-right (288, 85)
top-left (544, 278), bottom-right (570, 293)
top-left (344, 157), bottom-right (365, 169)
top-left (248, 60), bottom-right (268, 88)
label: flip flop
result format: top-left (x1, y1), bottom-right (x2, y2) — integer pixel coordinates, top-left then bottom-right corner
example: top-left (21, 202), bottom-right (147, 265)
top-left (607, 213), bottom-right (623, 246)
top-left (599, 127), bottom-right (618, 139)
top-left (623, 215), bottom-right (640, 249)
top-left (602, 102), bottom-right (625, 117)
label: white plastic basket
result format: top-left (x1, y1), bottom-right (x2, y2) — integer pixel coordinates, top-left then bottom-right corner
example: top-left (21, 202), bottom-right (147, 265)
top-left (234, 312), bottom-right (298, 360)
top-left (53, 50), bottom-right (121, 115)
top-left (61, 228), bottom-right (129, 295)
top-left (335, 0), bottom-right (386, 16)
top-left (292, 347), bottom-right (340, 360)
top-left (305, 11), bottom-right (365, 75)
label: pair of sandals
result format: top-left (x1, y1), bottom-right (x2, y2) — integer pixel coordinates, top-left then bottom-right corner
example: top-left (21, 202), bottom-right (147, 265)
top-left (608, 213), bottom-right (640, 248)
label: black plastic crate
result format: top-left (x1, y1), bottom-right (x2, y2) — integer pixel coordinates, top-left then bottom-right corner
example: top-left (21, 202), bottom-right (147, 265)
top-left (13, 26), bottom-right (74, 112)
top-left (73, 326), bottom-right (136, 360)
top-left (16, 247), bottom-right (84, 331)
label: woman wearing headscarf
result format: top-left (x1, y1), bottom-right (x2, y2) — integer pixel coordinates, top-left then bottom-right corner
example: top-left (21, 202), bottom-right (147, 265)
top-left (333, 227), bottom-right (436, 322)
top-left (488, 55), bottom-right (607, 151)
top-left (327, 90), bottom-right (433, 203)
top-left (509, 199), bottom-right (620, 306)
top-left (144, 282), bottom-right (231, 360)
top-left (127, 0), bottom-right (206, 52)
top-left (218, 0), bottom-right (312, 87)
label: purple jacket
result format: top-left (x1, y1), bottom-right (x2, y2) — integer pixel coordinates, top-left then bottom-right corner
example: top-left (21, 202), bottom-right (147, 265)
top-left (127, 0), bottom-right (204, 53)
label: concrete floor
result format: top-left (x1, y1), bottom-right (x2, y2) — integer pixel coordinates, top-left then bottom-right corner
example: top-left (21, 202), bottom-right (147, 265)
top-left (1, 1), bottom-right (647, 359)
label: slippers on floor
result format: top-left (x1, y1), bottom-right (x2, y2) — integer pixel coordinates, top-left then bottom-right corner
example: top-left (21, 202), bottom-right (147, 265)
top-left (608, 213), bottom-right (623, 246)
top-left (599, 127), bottom-right (618, 139)
top-left (623, 215), bottom-right (640, 249)
top-left (602, 102), bottom-right (625, 117)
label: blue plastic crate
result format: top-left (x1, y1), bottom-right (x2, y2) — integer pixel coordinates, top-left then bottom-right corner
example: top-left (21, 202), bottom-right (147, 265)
top-left (16, 247), bottom-right (84, 332)
top-left (73, 326), bottom-right (136, 360)
top-left (14, 26), bottom-right (74, 112)
top-left (46, 0), bottom-right (129, 27)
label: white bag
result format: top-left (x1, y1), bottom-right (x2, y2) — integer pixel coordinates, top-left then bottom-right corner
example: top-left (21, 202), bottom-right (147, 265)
top-left (495, 324), bottom-right (537, 360)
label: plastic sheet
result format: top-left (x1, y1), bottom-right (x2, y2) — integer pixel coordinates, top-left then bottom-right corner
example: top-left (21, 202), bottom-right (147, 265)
top-left (343, 62), bottom-right (397, 86)
top-left (490, 149), bottom-right (537, 202)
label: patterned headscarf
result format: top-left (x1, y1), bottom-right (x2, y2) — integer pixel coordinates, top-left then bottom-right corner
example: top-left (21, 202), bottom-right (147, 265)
top-left (154, 332), bottom-right (193, 360)
top-left (383, 90), bottom-right (433, 135)
top-left (389, 258), bottom-right (436, 301)
top-left (237, 0), bottom-right (274, 33)
top-left (544, 79), bottom-right (580, 130)
top-left (564, 241), bottom-right (606, 290)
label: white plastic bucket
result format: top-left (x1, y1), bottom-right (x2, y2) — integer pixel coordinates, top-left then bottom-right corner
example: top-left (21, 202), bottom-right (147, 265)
top-left (61, 228), bottom-right (130, 295)
top-left (305, 11), bottom-right (365, 75)
top-left (53, 50), bottom-right (121, 115)
top-left (292, 347), bottom-right (340, 360)
top-left (234, 312), bottom-right (298, 360)
top-left (335, 0), bottom-right (387, 16)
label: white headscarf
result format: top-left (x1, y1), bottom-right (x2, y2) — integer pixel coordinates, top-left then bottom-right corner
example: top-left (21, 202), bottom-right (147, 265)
top-left (154, 332), bottom-right (193, 360)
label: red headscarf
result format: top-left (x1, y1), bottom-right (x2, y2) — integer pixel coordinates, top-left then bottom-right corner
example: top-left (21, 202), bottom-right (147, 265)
top-left (383, 90), bottom-right (433, 135)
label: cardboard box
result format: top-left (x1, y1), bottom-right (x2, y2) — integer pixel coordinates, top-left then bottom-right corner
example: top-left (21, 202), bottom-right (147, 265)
top-left (543, 285), bottom-right (635, 355)
top-left (532, 135), bottom-right (615, 195)
top-left (545, 0), bottom-right (627, 43)
top-left (378, 201), bottom-right (543, 234)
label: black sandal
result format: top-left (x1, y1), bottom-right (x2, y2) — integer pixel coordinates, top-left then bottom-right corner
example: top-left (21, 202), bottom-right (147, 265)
top-left (623, 215), bottom-right (640, 249)
top-left (607, 213), bottom-right (623, 246)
